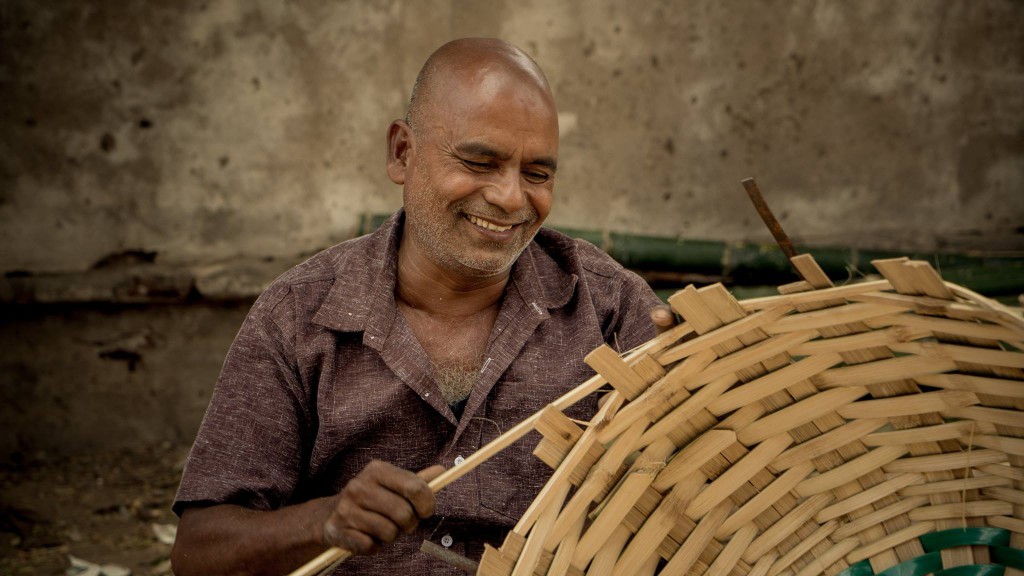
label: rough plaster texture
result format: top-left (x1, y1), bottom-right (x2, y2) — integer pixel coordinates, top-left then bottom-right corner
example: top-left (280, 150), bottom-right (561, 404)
top-left (1, 1), bottom-right (1022, 458)
top-left (2, 1), bottom-right (1022, 276)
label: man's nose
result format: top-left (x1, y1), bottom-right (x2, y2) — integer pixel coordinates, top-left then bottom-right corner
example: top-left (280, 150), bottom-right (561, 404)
top-left (483, 169), bottom-right (528, 213)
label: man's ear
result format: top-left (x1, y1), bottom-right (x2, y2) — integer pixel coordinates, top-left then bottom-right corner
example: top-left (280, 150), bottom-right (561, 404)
top-left (386, 120), bottom-right (413, 185)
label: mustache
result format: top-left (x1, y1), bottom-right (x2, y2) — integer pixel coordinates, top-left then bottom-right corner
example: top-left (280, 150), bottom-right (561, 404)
top-left (456, 200), bottom-right (538, 224)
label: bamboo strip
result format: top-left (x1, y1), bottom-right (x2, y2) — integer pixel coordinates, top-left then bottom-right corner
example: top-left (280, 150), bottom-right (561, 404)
top-left (767, 520), bottom-right (838, 576)
top-left (739, 280), bottom-right (893, 312)
top-left (976, 463), bottom-right (1024, 481)
top-left (907, 500), bottom-right (1013, 521)
top-left (659, 501), bottom-right (731, 576)
top-left (944, 406), bottom-right (1024, 428)
top-left (682, 331), bottom-right (818, 390)
top-left (621, 485), bottom-right (663, 534)
top-left (737, 386), bottom-right (868, 447)
top-left (514, 392), bottom-right (624, 535)
top-left (546, 420), bottom-right (648, 546)
top-left (811, 356), bottom-right (959, 389)
top-left (816, 473), bottom-right (925, 522)
top-left (983, 486), bottom-right (1024, 505)
top-left (511, 482), bottom-right (571, 576)
top-left (613, 474), bottom-right (704, 572)
top-left (916, 373), bottom-right (1024, 399)
top-left (883, 449), bottom-right (1008, 474)
top-left (479, 533), bottom-right (526, 576)
top-left (794, 446), bottom-right (908, 497)
top-left (658, 306), bottom-right (793, 365)
top-left (545, 513), bottom-right (585, 576)
top-left (706, 523), bottom-right (759, 574)
top-left (571, 437), bottom-right (675, 566)
top-left (534, 407), bottom-right (585, 470)
top-left (638, 374), bottom-right (736, 448)
top-left (970, 434), bottom-right (1024, 457)
top-left (871, 258), bottom-right (916, 293)
top-left (899, 475), bottom-right (1010, 496)
top-left (743, 493), bottom-right (833, 564)
top-left (630, 354), bottom-right (668, 387)
top-left (788, 327), bottom-right (926, 357)
top-left (844, 521), bottom-right (936, 564)
top-left (597, 350), bottom-right (718, 444)
top-left (793, 538), bottom-right (859, 576)
top-left (988, 515), bottom-right (1024, 535)
top-left (653, 429), bottom-right (737, 492)
top-left (850, 291), bottom-right (1006, 327)
top-left (865, 314), bottom-right (1022, 343)
top-left (686, 433), bottom-right (793, 520)
top-left (835, 390), bottom-right (980, 420)
top-left (634, 554), bottom-right (660, 576)
top-left (668, 284), bottom-right (727, 335)
top-left (582, 525), bottom-right (630, 576)
top-left (790, 254), bottom-right (836, 291)
top-left (831, 496), bottom-right (931, 540)
top-left (943, 281), bottom-right (1024, 332)
top-left (708, 354), bottom-right (843, 416)
top-left (862, 420), bottom-right (993, 446)
top-left (585, 345), bottom-right (649, 401)
top-left (749, 554), bottom-right (779, 576)
top-left (905, 261), bottom-right (956, 300)
top-left (716, 462), bottom-right (816, 539)
top-left (764, 303), bottom-right (908, 334)
top-left (478, 544), bottom-right (514, 576)
top-left (888, 341), bottom-right (1024, 369)
top-left (773, 419), bottom-right (887, 470)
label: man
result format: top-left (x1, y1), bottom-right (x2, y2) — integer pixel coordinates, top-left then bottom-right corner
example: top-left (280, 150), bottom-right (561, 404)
top-left (171, 38), bottom-right (671, 575)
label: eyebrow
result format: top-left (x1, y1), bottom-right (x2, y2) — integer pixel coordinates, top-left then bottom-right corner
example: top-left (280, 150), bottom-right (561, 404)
top-left (454, 142), bottom-right (558, 173)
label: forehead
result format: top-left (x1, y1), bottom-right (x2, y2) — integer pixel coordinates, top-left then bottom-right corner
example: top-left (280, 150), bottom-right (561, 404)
top-left (426, 65), bottom-right (559, 159)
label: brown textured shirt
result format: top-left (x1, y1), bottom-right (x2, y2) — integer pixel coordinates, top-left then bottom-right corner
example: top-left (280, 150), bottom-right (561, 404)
top-left (174, 210), bottom-right (660, 574)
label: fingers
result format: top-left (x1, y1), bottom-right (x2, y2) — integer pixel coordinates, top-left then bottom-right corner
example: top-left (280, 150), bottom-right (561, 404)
top-left (417, 464), bottom-right (446, 483)
top-left (323, 461), bottom-right (440, 556)
top-left (650, 304), bottom-right (677, 334)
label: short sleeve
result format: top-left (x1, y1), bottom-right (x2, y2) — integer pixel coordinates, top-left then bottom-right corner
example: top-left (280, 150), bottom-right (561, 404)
top-left (573, 238), bottom-right (663, 353)
top-left (602, 267), bottom-right (663, 352)
top-left (173, 288), bottom-right (311, 515)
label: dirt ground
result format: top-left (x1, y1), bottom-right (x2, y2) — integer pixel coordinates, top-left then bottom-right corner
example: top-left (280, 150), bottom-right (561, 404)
top-left (0, 444), bottom-right (188, 575)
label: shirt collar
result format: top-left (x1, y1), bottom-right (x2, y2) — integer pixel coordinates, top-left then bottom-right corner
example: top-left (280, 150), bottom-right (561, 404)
top-left (311, 210), bottom-right (578, 334)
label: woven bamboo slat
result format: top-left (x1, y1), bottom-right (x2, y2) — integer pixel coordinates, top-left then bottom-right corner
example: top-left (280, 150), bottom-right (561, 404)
top-left (474, 256), bottom-right (1024, 576)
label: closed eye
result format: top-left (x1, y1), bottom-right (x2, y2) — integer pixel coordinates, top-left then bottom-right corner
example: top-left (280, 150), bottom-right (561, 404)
top-left (462, 159), bottom-right (494, 172)
top-left (523, 171), bottom-right (550, 184)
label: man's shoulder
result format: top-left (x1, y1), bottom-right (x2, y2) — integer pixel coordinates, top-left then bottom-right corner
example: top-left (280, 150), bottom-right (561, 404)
top-left (532, 227), bottom-right (629, 280)
top-left (253, 232), bottom-right (381, 316)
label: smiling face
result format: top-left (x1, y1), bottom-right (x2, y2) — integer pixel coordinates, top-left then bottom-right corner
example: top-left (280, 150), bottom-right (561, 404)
top-left (389, 43), bottom-right (559, 279)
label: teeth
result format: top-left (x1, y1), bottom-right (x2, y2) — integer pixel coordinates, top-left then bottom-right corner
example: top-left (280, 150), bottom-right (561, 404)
top-left (467, 214), bottom-right (513, 232)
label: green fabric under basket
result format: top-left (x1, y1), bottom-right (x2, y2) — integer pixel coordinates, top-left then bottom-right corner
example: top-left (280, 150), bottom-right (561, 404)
top-left (837, 528), bottom-right (1023, 576)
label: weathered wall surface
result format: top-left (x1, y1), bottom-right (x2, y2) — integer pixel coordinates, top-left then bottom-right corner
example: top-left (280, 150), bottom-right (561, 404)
top-left (3, 0), bottom-right (1022, 276)
top-left (1, 0), bottom-right (1022, 459)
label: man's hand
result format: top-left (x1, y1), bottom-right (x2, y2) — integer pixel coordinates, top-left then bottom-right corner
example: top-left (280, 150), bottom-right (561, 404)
top-left (322, 461), bottom-right (446, 556)
top-left (650, 304), bottom-right (678, 334)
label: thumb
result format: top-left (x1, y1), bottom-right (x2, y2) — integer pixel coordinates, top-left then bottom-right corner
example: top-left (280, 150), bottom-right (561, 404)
top-left (417, 465), bottom-right (446, 484)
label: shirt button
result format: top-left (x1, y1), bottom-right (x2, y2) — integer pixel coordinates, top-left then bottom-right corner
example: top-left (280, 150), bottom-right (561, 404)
top-left (454, 455), bottom-right (465, 466)
top-left (441, 534), bottom-right (454, 548)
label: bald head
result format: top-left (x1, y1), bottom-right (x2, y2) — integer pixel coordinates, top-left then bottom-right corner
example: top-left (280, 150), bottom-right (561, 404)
top-left (405, 38), bottom-right (555, 133)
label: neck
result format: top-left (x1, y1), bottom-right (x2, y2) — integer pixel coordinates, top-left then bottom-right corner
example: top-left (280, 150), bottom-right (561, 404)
top-left (396, 233), bottom-right (510, 317)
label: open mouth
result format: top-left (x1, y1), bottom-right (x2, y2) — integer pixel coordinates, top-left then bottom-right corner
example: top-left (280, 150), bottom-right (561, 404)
top-left (466, 214), bottom-right (514, 233)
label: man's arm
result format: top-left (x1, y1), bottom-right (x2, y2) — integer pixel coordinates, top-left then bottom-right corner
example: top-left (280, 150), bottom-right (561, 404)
top-left (171, 461), bottom-right (445, 576)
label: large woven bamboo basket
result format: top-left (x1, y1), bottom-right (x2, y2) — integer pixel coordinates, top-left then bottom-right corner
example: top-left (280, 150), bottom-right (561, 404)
top-left (477, 255), bottom-right (1024, 576)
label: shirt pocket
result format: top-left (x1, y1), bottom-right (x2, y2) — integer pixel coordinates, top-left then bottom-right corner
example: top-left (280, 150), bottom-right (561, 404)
top-left (476, 379), bottom-right (598, 522)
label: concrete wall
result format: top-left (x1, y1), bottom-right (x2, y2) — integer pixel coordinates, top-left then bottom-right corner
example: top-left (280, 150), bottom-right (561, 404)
top-left (2, 0), bottom-right (1022, 460)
